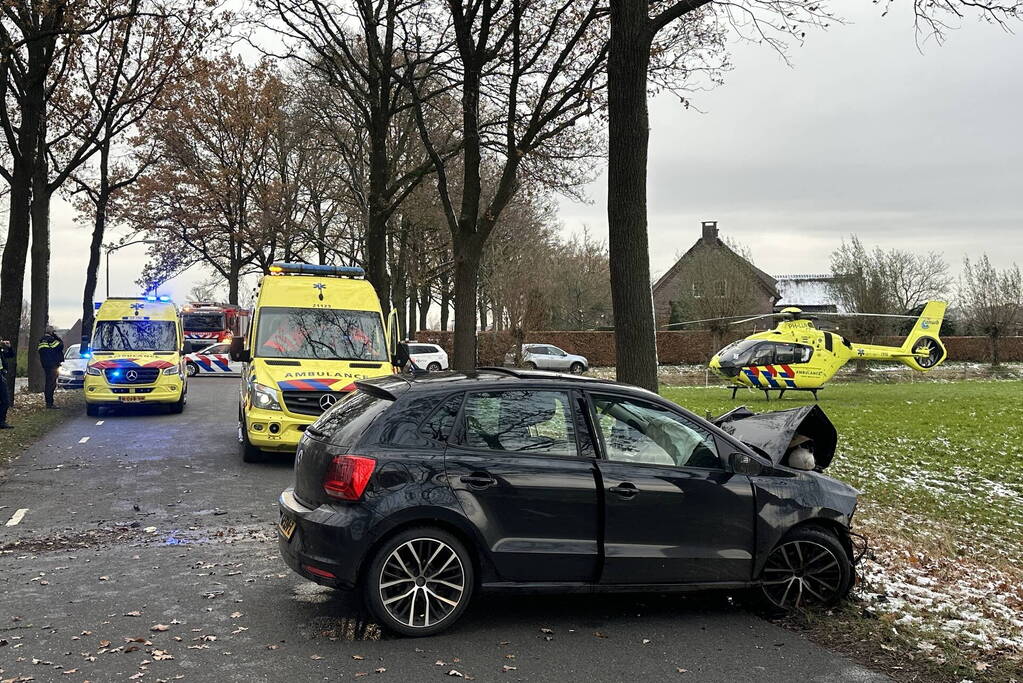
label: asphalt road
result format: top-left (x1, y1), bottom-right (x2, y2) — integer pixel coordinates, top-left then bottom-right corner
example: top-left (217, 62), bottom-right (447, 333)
top-left (0, 380), bottom-right (887, 682)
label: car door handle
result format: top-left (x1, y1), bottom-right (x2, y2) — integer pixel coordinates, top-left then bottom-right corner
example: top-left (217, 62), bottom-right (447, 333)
top-left (460, 474), bottom-right (497, 489)
top-left (609, 482), bottom-right (640, 499)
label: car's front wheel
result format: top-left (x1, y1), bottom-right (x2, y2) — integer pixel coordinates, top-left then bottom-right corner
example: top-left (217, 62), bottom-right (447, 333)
top-left (364, 527), bottom-right (474, 637)
top-left (185, 361), bottom-right (199, 377)
top-left (759, 526), bottom-right (852, 611)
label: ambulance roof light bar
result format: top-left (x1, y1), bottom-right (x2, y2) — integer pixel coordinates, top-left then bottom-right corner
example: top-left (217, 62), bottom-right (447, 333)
top-left (269, 262), bottom-right (366, 278)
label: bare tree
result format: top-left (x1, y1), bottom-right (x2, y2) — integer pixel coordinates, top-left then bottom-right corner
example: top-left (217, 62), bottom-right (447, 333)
top-left (959, 255), bottom-right (1022, 366)
top-left (401, 0), bottom-right (610, 370)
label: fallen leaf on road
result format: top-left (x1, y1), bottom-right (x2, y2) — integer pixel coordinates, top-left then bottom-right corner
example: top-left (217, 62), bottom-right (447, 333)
top-left (151, 625), bottom-right (169, 632)
top-left (230, 612), bottom-right (242, 619)
top-left (539, 628), bottom-right (553, 634)
top-left (352, 655), bottom-right (364, 660)
top-left (310, 655), bottom-right (322, 660)
top-left (593, 632), bottom-right (607, 639)
top-left (502, 665), bottom-right (517, 672)
top-left (374, 668), bottom-right (386, 673)
top-left (676, 668), bottom-right (688, 674)
top-left (99, 576), bottom-right (109, 581)
top-left (125, 612), bottom-right (142, 617)
top-left (642, 639), bottom-right (651, 645)
top-left (99, 640), bottom-right (111, 648)
top-left (447, 671), bottom-right (464, 678)
top-left (152, 650), bottom-right (174, 661)
top-left (265, 645), bottom-right (279, 650)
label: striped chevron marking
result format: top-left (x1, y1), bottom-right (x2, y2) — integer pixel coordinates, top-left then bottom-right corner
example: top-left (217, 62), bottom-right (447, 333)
top-left (191, 354), bottom-right (234, 373)
top-left (277, 378), bottom-right (348, 392)
top-left (90, 359), bottom-right (175, 369)
top-left (742, 364), bottom-right (797, 389)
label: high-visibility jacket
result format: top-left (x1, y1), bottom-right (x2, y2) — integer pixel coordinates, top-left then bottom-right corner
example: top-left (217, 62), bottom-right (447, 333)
top-left (37, 334), bottom-right (64, 369)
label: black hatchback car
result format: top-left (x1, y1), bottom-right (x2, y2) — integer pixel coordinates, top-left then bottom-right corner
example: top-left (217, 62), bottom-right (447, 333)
top-left (278, 368), bottom-right (860, 636)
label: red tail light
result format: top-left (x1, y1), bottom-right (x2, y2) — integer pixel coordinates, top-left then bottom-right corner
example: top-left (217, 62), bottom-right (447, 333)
top-left (323, 455), bottom-right (376, 500)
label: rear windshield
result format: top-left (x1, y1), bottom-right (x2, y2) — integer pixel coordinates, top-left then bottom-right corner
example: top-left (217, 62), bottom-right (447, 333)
top-left (182, 312), bottom-right (226, 331)
top-left (255, 307), bottom-right (388, 362)
top-left (310, 390), bottom-right (391, 447)
top-left (93, 321), bottom-right (178, 352)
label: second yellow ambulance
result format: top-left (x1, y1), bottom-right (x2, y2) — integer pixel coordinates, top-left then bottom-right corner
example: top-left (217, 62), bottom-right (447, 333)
top-left (231, 263), bottom-right (396, 462)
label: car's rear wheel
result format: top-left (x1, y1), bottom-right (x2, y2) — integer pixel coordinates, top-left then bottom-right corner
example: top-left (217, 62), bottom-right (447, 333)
top-left (759, 526), bottom-right (852, 611)
top-left (427, 362), bottom-right (441, 372)
top-left (185, 361), bottom-right (199, 377)
top-left (524, 361), bottom-right (537, 370)
top-left (569, 362), bottom-right (585, 374)
top-left (364, 528), bottom-right (474, 637)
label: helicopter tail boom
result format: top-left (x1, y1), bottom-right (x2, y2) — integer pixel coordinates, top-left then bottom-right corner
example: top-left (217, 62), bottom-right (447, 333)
top-left (848, 301), bottom-right (948, 371)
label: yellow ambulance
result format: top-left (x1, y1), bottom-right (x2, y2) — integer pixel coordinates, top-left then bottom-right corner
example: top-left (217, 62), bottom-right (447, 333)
top-left (231, 263), bottom-right (396, 462)
top-left (84, 296), bottom-right (187, 416)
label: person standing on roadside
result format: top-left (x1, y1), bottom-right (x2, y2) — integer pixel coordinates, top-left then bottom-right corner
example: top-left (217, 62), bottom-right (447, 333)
top-left (0, 339), bottom-right (14, 428)
top-left (37, 327), bottom-right (64, 409)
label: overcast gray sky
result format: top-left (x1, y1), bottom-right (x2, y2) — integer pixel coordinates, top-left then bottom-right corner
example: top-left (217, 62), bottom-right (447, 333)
top-left (28, 2), bottom-right (1023, 328)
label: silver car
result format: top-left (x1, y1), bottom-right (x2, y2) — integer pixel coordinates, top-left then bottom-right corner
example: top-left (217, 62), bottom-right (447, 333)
top-left (504, 343), bottom-right (588, 374)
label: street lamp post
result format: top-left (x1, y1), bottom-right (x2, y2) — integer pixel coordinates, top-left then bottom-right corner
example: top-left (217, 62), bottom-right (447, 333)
top-left (105, 240), bottom-right (160, 299)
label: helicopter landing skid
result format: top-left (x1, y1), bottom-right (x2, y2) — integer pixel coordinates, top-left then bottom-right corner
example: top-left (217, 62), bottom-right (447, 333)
top-left (731, 386), bottom-right (820, 401)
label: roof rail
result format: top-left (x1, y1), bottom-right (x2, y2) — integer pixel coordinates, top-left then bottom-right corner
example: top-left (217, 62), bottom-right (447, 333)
top-left (476, 366), bottom-right (524, 377)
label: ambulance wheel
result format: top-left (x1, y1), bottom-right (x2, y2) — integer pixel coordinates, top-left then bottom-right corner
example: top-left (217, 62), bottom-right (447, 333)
top-left (239, 420), bottom-right (263, 463)
top-left (86, 403), bottom-right (99, 417)
top-left (169, 396), bottom-right (185, 414)
top-left (185, 361), bottom-right (199, 377)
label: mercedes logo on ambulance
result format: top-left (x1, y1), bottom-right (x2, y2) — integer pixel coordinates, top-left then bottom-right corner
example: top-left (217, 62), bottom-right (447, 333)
top-left (125, 370), bottom-right (139, 382)
top-left (319, 393), bottom-right (338, 411)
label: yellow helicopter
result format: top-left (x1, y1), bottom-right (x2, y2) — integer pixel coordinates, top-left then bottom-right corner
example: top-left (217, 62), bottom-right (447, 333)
top-left (670, 301), bottom-right (948, 399)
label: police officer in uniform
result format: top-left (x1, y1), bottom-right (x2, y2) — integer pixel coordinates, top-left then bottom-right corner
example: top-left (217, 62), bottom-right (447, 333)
top-left (37, 327), bottom-right (64, 408)
top-left (0, 339), bottom-right (14, 429)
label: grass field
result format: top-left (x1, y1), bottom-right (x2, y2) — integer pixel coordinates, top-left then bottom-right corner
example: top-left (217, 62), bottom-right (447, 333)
top-left (0, 390), bottom-right (83, 470)
top-left (661, 380), bottom-right (1023, 680)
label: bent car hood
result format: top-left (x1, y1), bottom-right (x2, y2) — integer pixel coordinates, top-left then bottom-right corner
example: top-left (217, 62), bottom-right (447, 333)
top-left (711, 404), bottom-right (837, 469)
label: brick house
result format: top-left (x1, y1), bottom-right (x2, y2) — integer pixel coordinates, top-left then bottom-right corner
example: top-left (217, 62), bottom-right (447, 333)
top-left (651, 221), bottom-right (780, 326)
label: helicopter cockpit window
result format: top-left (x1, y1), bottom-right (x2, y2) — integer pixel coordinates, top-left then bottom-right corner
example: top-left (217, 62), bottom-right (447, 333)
top-left (718, 340), bottom-right (760, 366)
top-left (750, 345), bottom-right (775, 366)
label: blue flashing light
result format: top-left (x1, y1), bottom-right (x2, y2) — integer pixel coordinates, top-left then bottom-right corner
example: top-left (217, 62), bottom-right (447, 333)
top-left (157, 295), bottom-right (171, 302)
top-left (94, 302), bottom-right (102, 310)
top-left (145, 295), bottom-right (157, 302)
top-left (81, 351), bottom-right (92, 359)
top-left (111, 370), bottom-right (122, 378)
top-left (269, 262), bottom-right (366, 277)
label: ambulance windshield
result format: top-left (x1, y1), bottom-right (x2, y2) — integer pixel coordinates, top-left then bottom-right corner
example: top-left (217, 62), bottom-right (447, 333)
top-left (93, 321), bottom-right (178, 352)
top-left (255, 307), bottom-right (388, 362)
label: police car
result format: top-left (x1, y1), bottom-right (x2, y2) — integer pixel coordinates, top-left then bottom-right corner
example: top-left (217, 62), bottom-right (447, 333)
top-left (184, 343), bottom-right (243, 377)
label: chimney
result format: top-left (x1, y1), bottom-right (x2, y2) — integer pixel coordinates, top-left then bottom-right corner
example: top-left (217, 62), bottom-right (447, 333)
top-left (701, 220), bottom-right (718, 243)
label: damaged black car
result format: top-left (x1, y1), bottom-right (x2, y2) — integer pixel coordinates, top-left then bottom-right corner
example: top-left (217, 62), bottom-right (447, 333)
top-left (278, 368), bottom-right (862, 636)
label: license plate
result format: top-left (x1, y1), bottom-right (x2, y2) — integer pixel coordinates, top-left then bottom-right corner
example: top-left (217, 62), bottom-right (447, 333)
top-left (119, 396), bottom-right (146, 403)
top-left (278, 514), bottom-right (296, 541)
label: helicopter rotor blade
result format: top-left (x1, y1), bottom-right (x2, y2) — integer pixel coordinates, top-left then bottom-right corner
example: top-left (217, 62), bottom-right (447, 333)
top-left (728, 314), bottom-right (780, 326)
top-left (812, 311), bottom-right (920, 320)
top-left (662, 314), bottom-right (776, 329)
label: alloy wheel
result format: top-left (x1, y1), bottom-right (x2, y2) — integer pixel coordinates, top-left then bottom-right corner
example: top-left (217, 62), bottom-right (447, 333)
top-left (760, 540), bottom-right (843, 609)
top-left (378, 538), bottom-right (466, 629)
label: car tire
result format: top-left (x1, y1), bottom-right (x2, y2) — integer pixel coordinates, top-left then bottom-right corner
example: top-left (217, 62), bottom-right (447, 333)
top-left (185, 361), bottom-right (199, 377)
top-left (569, 362), bottom-right (585, 374)
top-left (524, 361), bottom-right (537, 370)
top-left (364, 527), bottom-right (475, 637)
top-left (168, 396), bottom-right (185, 414)
top-left (86, 403), bottom-right (99, 417)
top-left (427, 362), bottom-right (441, 372)
top-left (239, 420), bottom-right (263, 463)
top-left (758, 525), bottom-right (853, 612)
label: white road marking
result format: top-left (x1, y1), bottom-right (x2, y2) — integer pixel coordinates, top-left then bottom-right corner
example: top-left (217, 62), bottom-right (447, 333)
top-left (5, 508), bottom-right (28, 526)
top-left (96, 420), bottom-right (104, 426)
top-left (78, 436), bottom-right (90, 444)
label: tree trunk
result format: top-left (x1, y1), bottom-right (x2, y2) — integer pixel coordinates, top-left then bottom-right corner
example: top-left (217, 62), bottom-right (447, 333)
top-left (439, 271), bottom-right (450, 331)
top-left (0, 164), bottom-right (33, 400)
top-left (366, 120), bottom-right (391, 316)
top-left (606, 0), bottom-right (658, 391)
top-left (407, 295), bottom-right (417, 341)
top-left (478, 296), bottom-right (489, 332)
top-left (451, 246), bottom-right (481, 371)
top-left (990, 333), bottom-right (1000, 367)
top-left (28, 136), bottom-right (51, 393)
top-left (228, 256), bottom-right (241, 305)
top-left (418, 285), bottom-right (431, 331)
top-left (81, 193), bottom-right (109, 347)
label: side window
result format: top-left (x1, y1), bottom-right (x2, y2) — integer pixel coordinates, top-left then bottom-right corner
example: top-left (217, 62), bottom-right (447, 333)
top-left (773, 343), bottom-right (797, 364)
top-left (460, 390), bottom-right (578, 456)
top-left (750, 344), bottom-right (774, 366)
top-left (591, 394), bottom-right (721, 469)
top-left (419, 394), bottom-right (464, 443)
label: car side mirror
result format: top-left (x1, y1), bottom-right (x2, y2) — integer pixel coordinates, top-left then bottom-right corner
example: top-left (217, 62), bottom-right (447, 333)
top-left (229, 335), bottom-right (250, 363)
top-left (731, 452), bottom-right (764, 476)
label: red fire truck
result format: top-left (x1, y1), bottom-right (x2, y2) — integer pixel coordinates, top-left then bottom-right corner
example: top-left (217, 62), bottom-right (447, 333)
top-left (181, 302), bottom-right (250, 353)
